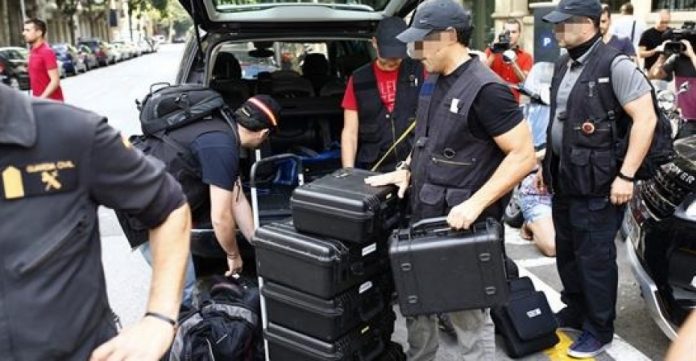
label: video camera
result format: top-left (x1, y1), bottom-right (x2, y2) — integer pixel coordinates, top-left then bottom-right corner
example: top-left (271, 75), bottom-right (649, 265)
top-left (491, 31), bottom-right (512, 53)
top-left (663, 21), bottom-right (696, 55)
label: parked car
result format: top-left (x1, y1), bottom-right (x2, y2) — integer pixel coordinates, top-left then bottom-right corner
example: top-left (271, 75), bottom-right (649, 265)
top-left (0, 51), bottom-right (29, 90)
top-left (78, 39), bottom-right (116, 66)
top-left (111, 41), bottom-right (140, 59)
top-left (77, 44), bottom-right (100, 70)
top-left (52, 43), bottom-right (87, 75)
top-left (173, 0), bottom-right (412, 263)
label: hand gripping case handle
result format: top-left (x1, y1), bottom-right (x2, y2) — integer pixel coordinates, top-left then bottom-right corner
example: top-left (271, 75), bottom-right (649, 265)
top-left (409, 216), bottom-right (452, 237)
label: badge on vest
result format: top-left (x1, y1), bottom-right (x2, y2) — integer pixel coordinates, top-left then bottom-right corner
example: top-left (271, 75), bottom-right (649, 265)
top-left (1, 161), bottom-right (78, 200)
top-left (581, 120), bottom-right (596, 135)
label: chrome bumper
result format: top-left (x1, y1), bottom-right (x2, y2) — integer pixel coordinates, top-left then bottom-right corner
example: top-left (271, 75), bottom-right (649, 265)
top-left (625, 237), bottom-right (678, 340)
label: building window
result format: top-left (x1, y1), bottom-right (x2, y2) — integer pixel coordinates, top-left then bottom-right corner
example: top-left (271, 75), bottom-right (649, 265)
top-left (653, 0), bottom-right (696, 10)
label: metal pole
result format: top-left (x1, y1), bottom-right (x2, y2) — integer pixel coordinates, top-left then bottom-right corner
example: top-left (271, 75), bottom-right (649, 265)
top-left (19, 0), bottom-right (26, 21)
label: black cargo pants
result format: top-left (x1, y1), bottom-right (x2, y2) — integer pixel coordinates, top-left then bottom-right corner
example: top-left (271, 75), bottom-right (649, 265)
top-left (552, 195), bottom-right (623, 344)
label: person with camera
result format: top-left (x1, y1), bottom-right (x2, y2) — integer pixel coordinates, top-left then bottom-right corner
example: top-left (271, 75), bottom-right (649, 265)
top-left (366, 0), bottom-right (536, 359)
top-left (541, 0), bottom-right (657, 357)
top-left (639, 10), bottom-right (672, 72)
top-left (648, 27), bottom-right (696, 136)
top-left (485, 18), bottom-right (533, 103)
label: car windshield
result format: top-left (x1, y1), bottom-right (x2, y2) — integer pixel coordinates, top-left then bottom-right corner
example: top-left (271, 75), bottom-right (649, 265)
top-left (213, 0), bottom-right (388, 12)
top-left (0, 49), bottom-right (27, 61)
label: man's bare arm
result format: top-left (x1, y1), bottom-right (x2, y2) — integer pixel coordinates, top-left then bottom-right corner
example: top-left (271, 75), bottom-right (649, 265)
top-left (40, 68), bottom-right (61, 98)
top-left (341, 109), bottom-right (359, 168)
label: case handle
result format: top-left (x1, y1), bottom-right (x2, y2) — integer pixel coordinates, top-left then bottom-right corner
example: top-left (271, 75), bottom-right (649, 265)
top-left (410, 216), bottom-right (452, 236)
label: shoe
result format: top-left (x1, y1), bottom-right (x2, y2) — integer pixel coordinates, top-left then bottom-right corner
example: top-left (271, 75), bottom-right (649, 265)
top-left (555, 312), bottom-right (582, 333)
top-left (437, 313), bottom-right (456, 337)
top-left (567, 331), bottom-right (610, 358)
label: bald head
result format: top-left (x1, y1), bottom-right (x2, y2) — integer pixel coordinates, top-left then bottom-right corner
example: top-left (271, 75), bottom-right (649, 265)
top-left (655, 10), bottom-right (671, 31)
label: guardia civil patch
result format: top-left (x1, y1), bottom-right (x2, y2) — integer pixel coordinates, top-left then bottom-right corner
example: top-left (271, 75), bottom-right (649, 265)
top-left (1, 160), bottom-right (78, 200)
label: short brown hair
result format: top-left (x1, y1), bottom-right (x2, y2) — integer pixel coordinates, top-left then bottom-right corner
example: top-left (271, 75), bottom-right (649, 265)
top-left (621, 2), bottom-right (633, 15)
top-left (601, 3), bottom-right (611, 19)
top-left (505, 18), bottom-right (522, 32)
top-left (24, 18), bottom-right (47, 37)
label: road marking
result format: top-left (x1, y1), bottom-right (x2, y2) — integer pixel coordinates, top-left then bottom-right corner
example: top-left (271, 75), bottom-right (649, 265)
top-left (518, 266), bottom-right (652, 361)
top-left (544, 331), bottom-right (593, 361)
top-left (517, 257), bottom-right (557, 268)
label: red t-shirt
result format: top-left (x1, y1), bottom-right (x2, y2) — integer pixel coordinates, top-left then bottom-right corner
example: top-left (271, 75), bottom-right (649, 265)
top-left (342, 62), bottom-right (399, 113)
top-left (485, 47), bottom-right (532, 103)
top-left (29, 42), bottom-right (64, 102)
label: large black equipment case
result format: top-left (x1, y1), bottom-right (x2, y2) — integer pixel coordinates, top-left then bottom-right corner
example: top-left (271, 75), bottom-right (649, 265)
top-left (264, 311), bottom-right (396, 361)
top-left (254, 221), bottom-right (387, 298)
top-left (291, 168), bottom-right (400, 243)
top-left (262, 273), bottom-right (393, 342)
top-left (389, 218), bottom-right (509, 316)
top-left (492, 277), bottom-right (559, 358)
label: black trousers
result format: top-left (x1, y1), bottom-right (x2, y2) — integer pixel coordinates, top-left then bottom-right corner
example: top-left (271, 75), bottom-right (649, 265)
top-left (552, 196), bottom-right (623, 343)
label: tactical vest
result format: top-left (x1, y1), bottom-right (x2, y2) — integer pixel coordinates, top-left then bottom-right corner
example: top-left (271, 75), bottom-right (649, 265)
top-left (163, 117), bottom-right (238, 225)
top-left (543, 42), bottom-right (630, 197)
top-left (410, 58), bottom-right (507, 222)
top-left (352, 58), bottom-right (424, 172)
top-left (0, 101), bottom-right (114, 360)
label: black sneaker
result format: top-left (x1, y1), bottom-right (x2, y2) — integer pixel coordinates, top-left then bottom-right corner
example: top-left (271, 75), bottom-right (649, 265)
top-left (437, 313), bottom-right (456, 337)
top-left (567, 331), bottom-right (611, 358)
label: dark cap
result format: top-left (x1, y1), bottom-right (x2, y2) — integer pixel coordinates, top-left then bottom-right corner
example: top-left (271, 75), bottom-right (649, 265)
top-left (396, 0), bottom-right (471, 43)
top-left (234, 95), bottom-right (281, 131)
top-left (542, 0), bottom-right (602, 24)
top-left (375, 17), bottom-right (408, 59)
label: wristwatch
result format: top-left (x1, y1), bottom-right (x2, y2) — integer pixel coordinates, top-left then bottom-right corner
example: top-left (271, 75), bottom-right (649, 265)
top-left (395, 161), bottom-right (411, 172)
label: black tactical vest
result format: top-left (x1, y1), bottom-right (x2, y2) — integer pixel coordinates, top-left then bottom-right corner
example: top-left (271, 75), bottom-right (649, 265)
top-left (543, 42), bottom-right (630, 197)
top-left (352, 58), bottom-right (424, 171)
top-left (165, 117), bottom-right (238, 225)
top-left (410, 58), bottom-right (507, 222)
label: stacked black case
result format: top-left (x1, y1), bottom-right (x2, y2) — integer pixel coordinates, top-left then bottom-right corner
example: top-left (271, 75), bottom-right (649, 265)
top-left (255, 169), bottom-right (402, 361)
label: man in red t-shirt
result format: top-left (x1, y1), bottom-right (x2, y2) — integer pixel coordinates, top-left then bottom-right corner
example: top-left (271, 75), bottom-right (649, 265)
top-left (485, 18), bottom-right (533, 102)
top-left (341, 17), bottom-right (424, 172)
top-left (23, 18), bottom-right (64, 102)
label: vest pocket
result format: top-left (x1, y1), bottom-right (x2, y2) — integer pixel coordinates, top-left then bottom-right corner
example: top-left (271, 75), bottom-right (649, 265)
top-left (427, 155), bottom-right (473, 186)
top-left (445, 188), bottom-right (472, 209)
top-left (573, 120), bottom-right (613, 149)
top-left (358, 120), bottom-right (381, 143)
top-left (563, 147), bottom-right (616, 195)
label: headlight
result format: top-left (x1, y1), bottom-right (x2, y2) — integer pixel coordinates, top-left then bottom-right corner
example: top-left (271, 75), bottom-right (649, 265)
top-left (685, 200), bottom-right (696, 218)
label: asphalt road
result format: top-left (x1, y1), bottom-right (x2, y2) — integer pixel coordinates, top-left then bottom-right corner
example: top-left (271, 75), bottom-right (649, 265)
top-left (59, 43), bottom-right (670, 361)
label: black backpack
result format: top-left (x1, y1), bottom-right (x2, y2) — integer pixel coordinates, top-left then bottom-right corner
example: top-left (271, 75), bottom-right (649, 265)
top-left (615, 75), bottom-right (675, 180)
top-left (165, 276), bottom-right (263, 361)
top-left (137, 83), bottom-right (227, 136)
top-left (116, 83), bottom-right (234, 248)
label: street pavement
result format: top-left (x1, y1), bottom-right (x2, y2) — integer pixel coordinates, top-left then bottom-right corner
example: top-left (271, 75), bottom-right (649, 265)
top-left (58, 43), bottom-right (670, 360)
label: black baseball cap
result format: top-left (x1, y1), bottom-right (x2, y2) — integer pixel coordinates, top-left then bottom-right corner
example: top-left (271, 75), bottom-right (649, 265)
top-left (396, 0), bottom-right (472, 43)
top-left (234, 95), bottom-right (281, 131)
top-left (542, 0), bottom-right (602, 24)
top-left (375, 17), bottom-right (409, 59)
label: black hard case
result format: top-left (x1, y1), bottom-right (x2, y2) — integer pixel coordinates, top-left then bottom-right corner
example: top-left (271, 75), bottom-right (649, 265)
top-left (264, 312), bottom-right (396, 361)
top-left (291, 168), bottom-right (400, 244)
top-left (389, 218), bottom-right (509, 316)
top-left (254, 221), bottom-right (388, 298)
top-left (262, 273), bottom-right (394, 342)
top-left (492, 277), bottom-right (559, 358)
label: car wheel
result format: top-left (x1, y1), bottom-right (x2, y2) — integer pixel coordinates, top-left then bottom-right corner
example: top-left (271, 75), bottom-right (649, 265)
top-left (9, 76), bottom-right (20, 90)
top-left (503, 197), bottom-right (524, 228)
